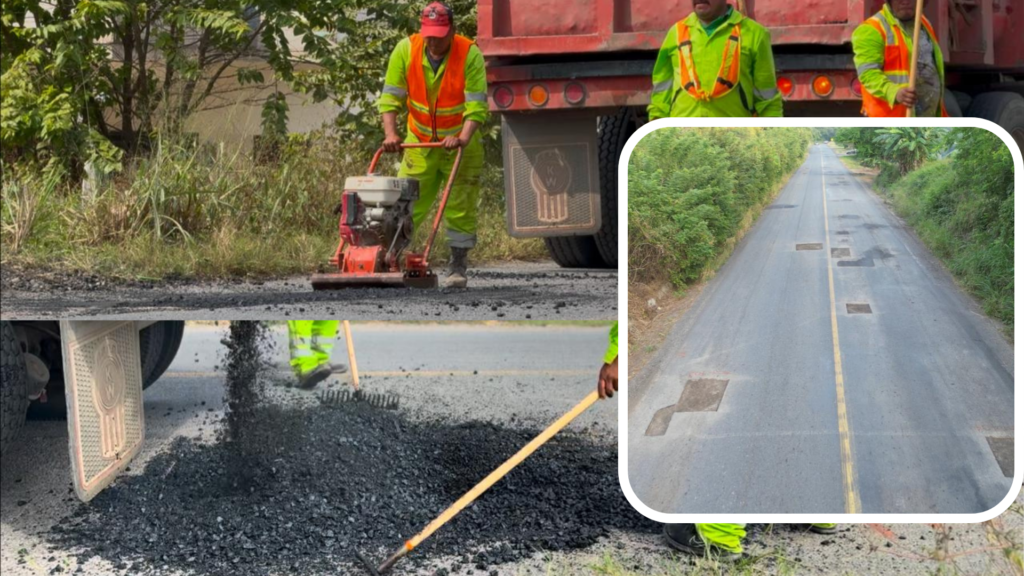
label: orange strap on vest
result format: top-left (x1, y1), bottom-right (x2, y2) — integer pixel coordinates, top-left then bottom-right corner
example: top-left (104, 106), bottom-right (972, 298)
top-left (675, 19), bottom-right (743, 102)
top-left (406, 33), bottom-right (472, 142)
top-left (860, 14), bottom-right (948, 117)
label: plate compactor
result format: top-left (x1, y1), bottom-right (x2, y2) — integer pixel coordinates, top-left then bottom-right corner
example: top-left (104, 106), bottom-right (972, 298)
top-left (310, 142), bottom-right (462, 290)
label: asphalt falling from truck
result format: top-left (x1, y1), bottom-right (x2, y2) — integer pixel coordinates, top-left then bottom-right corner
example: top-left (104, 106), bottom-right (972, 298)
top-left (53, 399), bottom-right (654, 575)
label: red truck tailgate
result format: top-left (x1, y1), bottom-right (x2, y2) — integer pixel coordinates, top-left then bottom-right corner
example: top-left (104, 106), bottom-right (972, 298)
top-left (478, 0), bottom-right (874, 56)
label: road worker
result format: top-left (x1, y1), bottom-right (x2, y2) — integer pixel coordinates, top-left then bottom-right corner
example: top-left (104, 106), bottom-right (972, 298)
top-left (852, 0), bottom-right (948, 117)
top-left (595, 324), bottom-right (838, 560)
top-left (597, 322), bottom-right (618, 399)
top-left (378, 1), bottom-right (488, 288)
top-left (663, 523), bottom-right (838, 560)
top-left (649, 0), bottom-right (783, 118)
top-left (287, 321), bottom-right (347, 389)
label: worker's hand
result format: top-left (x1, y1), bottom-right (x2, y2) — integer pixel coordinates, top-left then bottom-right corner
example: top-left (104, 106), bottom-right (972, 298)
top-left (597, 358), bottom-right (618, 399)
top-left (441, 135), bottom-right (465, 150)
top-left (895, 88), bottom-right (918, 107)
top-left (382, 134), bottom-right (403, 153)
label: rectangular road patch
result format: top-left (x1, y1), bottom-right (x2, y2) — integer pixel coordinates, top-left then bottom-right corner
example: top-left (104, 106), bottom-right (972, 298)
top-left (986, 437), bottom-right (1013, 477)
top-left (846, 303), bottom-right (872, 314)
top-left (677, 379), bottom-right (729, 412)
top-left (645, 379), bottom-right (730, 436)
top-left (796, 243), bottom-right (823, 251)
top-left (832, 247), bottom-right (852, 258)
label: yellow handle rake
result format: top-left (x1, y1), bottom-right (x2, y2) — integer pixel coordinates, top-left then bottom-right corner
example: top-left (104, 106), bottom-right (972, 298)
top-left (358, 390), bottom-right (602, 575)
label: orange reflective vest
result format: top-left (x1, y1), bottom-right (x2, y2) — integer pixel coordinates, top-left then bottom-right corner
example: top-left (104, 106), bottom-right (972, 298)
top-left (675, 19), bottom-right (743, 102)
top-left (406, 33), bottom-right (472, 142)
top-left (860, 13), bottom-right (948, 117)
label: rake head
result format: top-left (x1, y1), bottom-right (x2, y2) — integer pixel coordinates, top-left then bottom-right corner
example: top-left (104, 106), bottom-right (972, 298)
top-left (320, 388), bottom-right (400, 410)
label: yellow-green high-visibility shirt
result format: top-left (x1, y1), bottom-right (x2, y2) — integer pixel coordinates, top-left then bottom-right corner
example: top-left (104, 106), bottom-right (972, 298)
top-left (378, 37), bottom-right (490, 143)
top-left (604, 322), bottom-right (618, 364)
top-left (648, 10), bottom-right (783, 118)
top-left (852, 2), bottom-right (945, 115)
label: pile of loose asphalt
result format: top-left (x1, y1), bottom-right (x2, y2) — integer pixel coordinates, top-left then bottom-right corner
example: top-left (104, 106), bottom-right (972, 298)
top-left (51, 323), bottom-right (655, 575)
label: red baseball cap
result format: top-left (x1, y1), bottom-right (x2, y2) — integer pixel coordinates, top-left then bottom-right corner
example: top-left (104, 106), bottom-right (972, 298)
top-left (421, 2), bottom-right (453, 38)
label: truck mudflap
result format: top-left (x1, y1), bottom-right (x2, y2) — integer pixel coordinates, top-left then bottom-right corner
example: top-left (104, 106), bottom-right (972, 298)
top-left (502, 112), bottom-right (602, 237)
top-left (60, 321), bottom-right (146, 502)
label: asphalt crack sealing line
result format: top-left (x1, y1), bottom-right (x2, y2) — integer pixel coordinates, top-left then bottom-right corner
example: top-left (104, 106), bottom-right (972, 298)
top-left (52, 324), bottom-right (654, 575)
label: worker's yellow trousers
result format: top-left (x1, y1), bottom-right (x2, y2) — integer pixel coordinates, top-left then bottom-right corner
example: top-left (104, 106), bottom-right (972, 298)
top-left (399, 136), bottom-right (484, 249)
top-left (696, 523), bottom-right (838, 553)
top-left (287, 321), bottom-right (339, 376)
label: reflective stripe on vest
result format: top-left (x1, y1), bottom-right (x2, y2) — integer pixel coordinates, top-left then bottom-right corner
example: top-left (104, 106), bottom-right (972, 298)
top-left (675, 19), bottom-right (743, 102)
top-left (860, 12), bottom-right (947, 118)
top-left (406, 34), bottom-right (472, 142)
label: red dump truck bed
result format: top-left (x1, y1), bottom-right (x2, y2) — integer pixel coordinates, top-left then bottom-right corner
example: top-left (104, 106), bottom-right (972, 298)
top-left (479, 0), bottom-right (1022, 69)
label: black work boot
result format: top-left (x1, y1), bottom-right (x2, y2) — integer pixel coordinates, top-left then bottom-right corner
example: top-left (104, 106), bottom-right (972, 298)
top-left (445, 247), bottom-right (469, 288)
top-left (663, 524), bottom-right (741, 561)
top-left (296, 364), bottom-right (332, 389)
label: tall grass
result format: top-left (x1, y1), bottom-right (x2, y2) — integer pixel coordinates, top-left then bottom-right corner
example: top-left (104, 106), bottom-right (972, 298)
top-left (0, 132), bottom-right (545, 280)
top-left (882, 138), bottom-right (1014, 329)
top-left (627, 128), bottom-right (812, 288)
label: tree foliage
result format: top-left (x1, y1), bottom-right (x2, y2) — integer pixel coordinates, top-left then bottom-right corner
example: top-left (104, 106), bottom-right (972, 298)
top-left (2, 0), bottom-right (480, 177)
top-left (628, 128), bottom-right (812, 287)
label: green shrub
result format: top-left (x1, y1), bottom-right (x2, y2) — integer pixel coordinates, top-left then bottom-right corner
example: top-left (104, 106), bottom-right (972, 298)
top-left (627, 127), bottom-right (811, 287)
top-left (883, 128), bottom-right (1013, 327)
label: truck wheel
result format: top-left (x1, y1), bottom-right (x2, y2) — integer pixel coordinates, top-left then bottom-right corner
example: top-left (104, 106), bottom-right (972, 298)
top-left (1, 321), bottom-right (29, 458)
top-left (968, 92), bottom-right (1024, 153)
top-left (544, 236), bottom-right (604, 268)
top-left (139, 321), bottom-right (185, 389)
top-left (594, 108), bottom-right (640, 268)
top-left (943, 89), bottom-right (963, 117)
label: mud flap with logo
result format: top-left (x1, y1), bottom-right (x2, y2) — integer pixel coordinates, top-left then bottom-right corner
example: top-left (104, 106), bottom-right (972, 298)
top-left (60, 321), bottom-right (146, 502)
top-left (501, 112), bottom-right (602, 237)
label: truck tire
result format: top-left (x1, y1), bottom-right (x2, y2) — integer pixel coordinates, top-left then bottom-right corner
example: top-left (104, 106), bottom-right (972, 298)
top-left (544, 236), bottom-right (604, 268)
top-left (139, 321), bottom-right (185, 389)
top-left (1, 321), bottom-right (29, 458)
top-left (943, 89), bottom-right (963, 117)
top-left (967, 92), bottom-right (1024, 153)
top-left (594, 108), bottom-right (640, 268)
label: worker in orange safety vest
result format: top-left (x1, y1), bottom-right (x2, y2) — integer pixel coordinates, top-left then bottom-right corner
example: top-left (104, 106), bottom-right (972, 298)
top-left (852, 0), bottom-right (949, 117)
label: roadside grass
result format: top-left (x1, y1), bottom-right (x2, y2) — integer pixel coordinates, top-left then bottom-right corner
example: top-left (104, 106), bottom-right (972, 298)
top-left (626, 128), bottom-right (812, 369)
top-left (0, 134), bottom-right (546, 281)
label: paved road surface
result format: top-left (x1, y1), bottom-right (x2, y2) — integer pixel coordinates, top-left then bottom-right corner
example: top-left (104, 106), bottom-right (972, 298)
top-left (628, 144), bottom-right (1015, 514)
top-left (0, 323), bottom-right (616, 576)
top-left (0, 262), bottom-right (616, 320)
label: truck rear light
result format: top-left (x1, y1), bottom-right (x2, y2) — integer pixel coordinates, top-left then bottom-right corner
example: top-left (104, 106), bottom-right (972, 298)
top-left (528, 84), bottom-right (549, 107)
top-left (777, 77), bottom-right (794, 97)
top-left (564, 82), bottom-right (586, 105)
top-left (812, 75), bottom-right (835, 98)
top-left (493, 85), bottom-right (514, 109)
top-left (851, 78), bottom-right (863, 97)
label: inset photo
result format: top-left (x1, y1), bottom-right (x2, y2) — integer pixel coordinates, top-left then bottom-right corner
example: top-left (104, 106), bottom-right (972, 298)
top-left (626, 125), bottom-right (1017, 515)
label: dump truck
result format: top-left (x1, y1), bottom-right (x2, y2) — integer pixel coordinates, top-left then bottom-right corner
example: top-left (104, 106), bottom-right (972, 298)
top-left (479, 0), bottom-right (1024, 268)
top-left (0, 321), bottom-right (184, 500)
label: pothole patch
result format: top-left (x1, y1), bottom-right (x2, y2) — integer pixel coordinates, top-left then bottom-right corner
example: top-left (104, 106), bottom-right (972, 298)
top-left (796, 243), bottom-right (823, 251)
top-left (986, 437), bottom-right (1013, 477)
top-left (846, 303), bottom-right (872, 314)
top-left (645, 379), bottom-right (730, 437)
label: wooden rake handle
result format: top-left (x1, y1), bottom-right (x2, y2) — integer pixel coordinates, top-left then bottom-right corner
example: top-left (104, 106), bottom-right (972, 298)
top-left (343, 321), bottom-right (359, 390)
top-left (906, 0), bottom-right (925, 117)
top-left (376, 390), bottom-right (602, 573)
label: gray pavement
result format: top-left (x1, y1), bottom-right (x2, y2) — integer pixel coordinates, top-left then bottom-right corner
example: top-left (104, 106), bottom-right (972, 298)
top-left (0, 262), bottom-right (616, 320)
top-left (628, 145), bottom-right (1015, 514)
top-left (3, 322), bottom-right (1021, 575)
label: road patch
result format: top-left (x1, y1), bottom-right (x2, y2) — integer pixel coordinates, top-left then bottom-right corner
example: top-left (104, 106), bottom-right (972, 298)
top-left (796, 243), bottom-right (824, 251)
top-left (986, 436), bottom-right (1014, 477)
top-left (846, 303), bottom-right (873, 314)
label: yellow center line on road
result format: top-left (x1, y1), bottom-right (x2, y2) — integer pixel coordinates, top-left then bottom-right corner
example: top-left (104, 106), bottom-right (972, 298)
top-left (163, 369), bottom-right (592, 379)
top-left (820, 150), bottom-right (862, 514)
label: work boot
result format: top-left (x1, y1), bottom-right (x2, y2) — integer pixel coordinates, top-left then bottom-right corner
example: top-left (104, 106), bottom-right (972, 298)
top-left (329, 363), bottom-right (348, 374)
top-left (809, 523), bottom-right (838, 535)
top-left (663, 524), bottom-right (742, 561)
top-left (296, 364), bottom-right (332, 389)
top-left (445, 247), bottom-right (469, 288)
